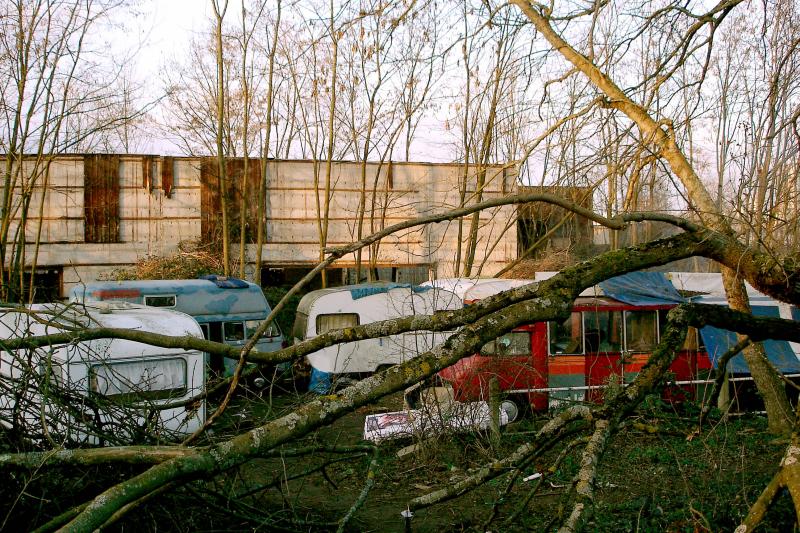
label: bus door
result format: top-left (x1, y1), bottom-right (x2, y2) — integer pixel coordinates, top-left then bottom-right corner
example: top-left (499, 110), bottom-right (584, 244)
top-left (478, 325), bottom-right (547, 411)
top-left (656, 310), bottom-right (706, 402)
top-left (623, 309), bottom-right (660, 382)
top-left (547, 311), bottom-right (586, 407)
top-left (584, 309), bottom-right (624, 403)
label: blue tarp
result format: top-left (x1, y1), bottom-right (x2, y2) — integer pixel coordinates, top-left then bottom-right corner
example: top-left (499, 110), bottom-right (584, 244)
top-left (309, 367), bottom-right (332, 394)
top-left (599, 272), bottom-right (685, 306)
top-left (348, 283), bottom-right (431, 300)
top-left (700, 304), bottom-right (800, 373)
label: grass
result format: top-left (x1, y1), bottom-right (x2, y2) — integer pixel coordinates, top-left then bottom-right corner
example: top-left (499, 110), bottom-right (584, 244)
top-left (2, 391), bottom-right (797, 532)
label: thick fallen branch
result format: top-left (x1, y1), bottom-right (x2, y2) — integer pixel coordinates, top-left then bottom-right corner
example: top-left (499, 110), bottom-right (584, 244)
top-left (0, 446), bottom-right (200, 469)
top-left (558, 419), bottom-right (613, 533)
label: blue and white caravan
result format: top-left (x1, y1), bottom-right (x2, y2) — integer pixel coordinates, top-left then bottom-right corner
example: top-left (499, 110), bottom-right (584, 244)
top-left (292, 282), bottom-right (462, 392)
top-left (70, 276), bottom-right (284, 376)
top-left (0, 301), bottom-right (206, 445)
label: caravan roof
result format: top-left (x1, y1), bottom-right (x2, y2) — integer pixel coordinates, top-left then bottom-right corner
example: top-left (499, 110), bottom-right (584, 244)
top-left (1, 301), bottom-right (204, 360)
top-left (70, 278), bottom-right (270, 321)
top-left (295, 282), bottom-right (462, 339)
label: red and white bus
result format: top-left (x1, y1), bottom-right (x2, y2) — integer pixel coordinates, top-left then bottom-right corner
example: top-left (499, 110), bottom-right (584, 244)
top-left (419, 273), bottom-right (800, 421)
top-left (425, 273), bottom-right (713, 421)
top-left (438, 293), bottom-right (709, 421)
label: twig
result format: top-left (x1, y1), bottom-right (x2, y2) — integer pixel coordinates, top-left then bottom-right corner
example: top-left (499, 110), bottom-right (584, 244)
top-left (337, 446), bottom-right (380, 533)
top-left (503, 436), bottom-right (591, 527)
top-left (698, 336), bottom-right (751, 425)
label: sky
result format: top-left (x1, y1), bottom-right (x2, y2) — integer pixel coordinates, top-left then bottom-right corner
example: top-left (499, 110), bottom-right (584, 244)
top-left (124, 0), bottom-right (453, 161)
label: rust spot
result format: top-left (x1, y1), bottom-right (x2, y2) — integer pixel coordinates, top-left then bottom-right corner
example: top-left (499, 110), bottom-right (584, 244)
top-left (162, 156), bottom-right (174, 197)
top-left (84, 154), bottom-right (120, 243)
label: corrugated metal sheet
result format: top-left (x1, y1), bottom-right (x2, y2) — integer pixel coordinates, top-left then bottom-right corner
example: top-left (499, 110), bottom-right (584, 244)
top-left (84, 154), bottom-right (120, 243)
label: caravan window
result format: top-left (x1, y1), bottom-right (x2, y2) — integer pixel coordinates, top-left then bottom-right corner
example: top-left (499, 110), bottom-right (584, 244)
top-left (316, 313), bottom-right (359, 335)
top-left (548, 312), bottom-right (583, 355)
top-left (143, 295), bottom-right (176, 307)
top-left (90, 358), bottom-right (187, 401)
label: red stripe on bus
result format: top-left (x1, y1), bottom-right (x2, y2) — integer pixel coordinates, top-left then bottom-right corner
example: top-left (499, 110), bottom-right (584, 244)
top-left (92, 289), bottom-right (141, 298)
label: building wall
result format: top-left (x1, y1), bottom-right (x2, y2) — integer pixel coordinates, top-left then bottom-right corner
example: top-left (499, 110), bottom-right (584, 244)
top-left (9, 155), bottom-right (518, 296)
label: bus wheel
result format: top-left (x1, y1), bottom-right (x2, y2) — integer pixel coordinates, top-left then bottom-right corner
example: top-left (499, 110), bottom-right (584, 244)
top-left (499, 395), bottom-right (525, 423)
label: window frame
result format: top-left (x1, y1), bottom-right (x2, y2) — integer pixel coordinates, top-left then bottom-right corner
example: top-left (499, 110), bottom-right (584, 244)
top-left (315, 313), bottom-right (360, 335)
top-left (89, 357), bottom-right (188, 402)
top-left (143, 294), bottom-right (177, 308)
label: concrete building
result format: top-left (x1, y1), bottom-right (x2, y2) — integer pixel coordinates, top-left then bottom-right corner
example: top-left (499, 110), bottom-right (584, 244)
top-left (7, 154), bottom-right (527, 297)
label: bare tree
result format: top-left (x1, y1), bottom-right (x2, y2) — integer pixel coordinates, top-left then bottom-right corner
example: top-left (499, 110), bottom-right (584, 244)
top-left (509, 0), bottom-right (795, 434)
top-left (254, 0), bottom-right (282, 286)
top-left (0, 0), bottom-right (144, 303)
top-left (211, 0), bottom-right (232, 276)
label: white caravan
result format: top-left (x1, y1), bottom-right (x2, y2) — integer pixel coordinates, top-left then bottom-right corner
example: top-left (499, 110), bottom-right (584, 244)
top-left (0, 301), bottom-right (206, 445)
top-left (293, 283), bottom-right (462, 375)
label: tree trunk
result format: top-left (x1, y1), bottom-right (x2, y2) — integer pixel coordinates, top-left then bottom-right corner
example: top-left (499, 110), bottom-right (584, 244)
top-left (511, 0), bottom-right (793, 434)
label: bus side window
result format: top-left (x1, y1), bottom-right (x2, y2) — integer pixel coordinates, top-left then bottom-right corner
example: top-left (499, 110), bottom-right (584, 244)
top-left (199, 323), bottom-right (210, 340)
top-left (481, 332), bottom-right (531, 356)
top-left (584, 311), bottom-right (622, 352)
top-left (224, 322), bottom-right (245, 342)
top-left (625, 310), bottom-right (658, 352)
top-left (548, 312), bottom-right (583, 355)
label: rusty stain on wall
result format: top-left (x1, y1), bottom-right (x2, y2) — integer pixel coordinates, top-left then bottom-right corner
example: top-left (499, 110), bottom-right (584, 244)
top-left (162, 156), bottom-right (174, 197)
top-left (200, 158), bottom-right (262, 244)
top-left (84, 154), bottom-right (120, 243)
top-left (142, 155), bottom-right (154, 192)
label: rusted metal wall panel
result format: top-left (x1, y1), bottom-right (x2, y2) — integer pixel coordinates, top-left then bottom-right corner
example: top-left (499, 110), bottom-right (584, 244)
top-left (200, 158), bottom-right (262, 244)
top-left (83, 154), bottom-right (120, 243)
top-left (200, 158), bottom-right (219, 243)
top-left (161, 156), bottom-right (174, 197)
